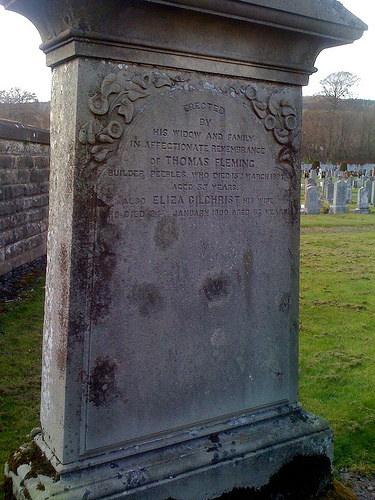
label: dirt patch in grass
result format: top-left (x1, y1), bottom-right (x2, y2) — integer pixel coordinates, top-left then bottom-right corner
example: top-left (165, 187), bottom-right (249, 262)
top-left (0, 257), bottom-right (46, 306)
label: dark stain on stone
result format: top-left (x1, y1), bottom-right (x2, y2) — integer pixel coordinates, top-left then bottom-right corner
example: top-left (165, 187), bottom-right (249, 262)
top-left (131, 283), bottom-right (163, 317)
top-left (154, 216), bottom-right (179, 250)
top-left (203, 274), bottom-right (230, 302)
top-left (57, 243), bottom-right (70, 374)
top-left (209, 433), bottom-right (220, 444)
top-left (243, 250), bottom-right (252, 311)
top-left (278, 292), bottom-right (291, 314)
top-left (91, 206), bottom-right (118, 324)
top-left (88, 356), bottom-right (120, 407)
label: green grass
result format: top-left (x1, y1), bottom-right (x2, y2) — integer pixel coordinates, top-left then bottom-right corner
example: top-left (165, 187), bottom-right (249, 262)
top-left (0, 277), bottom-right (45, 498)
top-left (299, 218), bottom-right (375, 474)
top-left (1, 213), bottom-right (375, 499)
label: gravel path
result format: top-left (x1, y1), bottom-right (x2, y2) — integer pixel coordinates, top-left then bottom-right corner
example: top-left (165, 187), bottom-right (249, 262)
top-left (339, 470), bottom-right (375, 499)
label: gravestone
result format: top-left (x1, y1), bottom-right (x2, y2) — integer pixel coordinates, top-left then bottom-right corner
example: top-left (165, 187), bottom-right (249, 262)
top-left (306, 185), bottom-right (320, 214)
top-left (365, 179), bottom-right (373, 199)
top-left (346, 186), bottom-right (352, 204)
top-left (2, 1), bottom-right (365, 499)
top-left (305, 177), bottom-right (316, 200)
top-left (330, 180), bottom-right (349, 214)
top-left (326, 181), bottom-right (334, 203)
top-left (371, 182), bottom-right (375, 205)
top-left (310, 168), bottom-right (317, 181)
top-left (355, 187), bottom-right (370, 214)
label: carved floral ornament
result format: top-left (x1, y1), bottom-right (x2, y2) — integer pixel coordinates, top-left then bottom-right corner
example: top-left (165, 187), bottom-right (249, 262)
top-left (79, 70), bottom-right (300, 169)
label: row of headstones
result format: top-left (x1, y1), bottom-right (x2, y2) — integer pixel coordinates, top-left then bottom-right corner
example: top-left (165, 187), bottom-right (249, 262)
top-left (304, 179), bottom-right (372, 214)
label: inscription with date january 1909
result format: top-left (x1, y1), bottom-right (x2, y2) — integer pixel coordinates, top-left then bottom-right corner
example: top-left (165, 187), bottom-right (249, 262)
top-left (78, 69), bottom-right (298, 453)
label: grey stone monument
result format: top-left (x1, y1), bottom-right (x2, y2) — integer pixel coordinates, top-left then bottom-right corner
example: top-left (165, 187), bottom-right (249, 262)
top-left (326, 181), bottom-right (334, 203)
top-left (356, 187), bottom-right (370, 214)
top-left (2, 1), bottom-right (366, 499)
top-left (330, 180), bottom-right (349, 214)
top-left (371, 181), bottom-right (375, 205)
top-left (346, 186), bottom-right (352, 204)
top-left (365, 179), bottom-right (373, 199)
top-left (306, 185), bottom-right (320, 214)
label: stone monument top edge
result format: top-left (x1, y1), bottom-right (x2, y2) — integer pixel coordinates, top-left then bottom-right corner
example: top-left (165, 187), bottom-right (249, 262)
top-left (145, 0), bottom-right (367, 33)
top-left (1, 0), bottom-right (366, 46)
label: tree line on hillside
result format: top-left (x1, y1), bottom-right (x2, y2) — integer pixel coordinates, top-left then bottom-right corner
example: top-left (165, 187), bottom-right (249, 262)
top-left (1, 73), bottom-right (374, 164)
top-left (302, 72), bottom-right (375, 165)
top-left (0, 87), bottom-right (50, 129)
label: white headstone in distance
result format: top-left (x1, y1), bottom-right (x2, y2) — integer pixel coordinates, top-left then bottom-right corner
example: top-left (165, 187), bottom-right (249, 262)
top-left (330, 180), bottom-right (349, 214)
top-left (355, 187), bottom-right (370, 214)
top-left (306, 185), bottom-right (320, 214)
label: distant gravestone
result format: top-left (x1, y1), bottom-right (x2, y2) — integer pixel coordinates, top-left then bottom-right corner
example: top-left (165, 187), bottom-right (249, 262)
top-left (327, 181), bottom-right (334, 203)
top-left (306, 185), bottom-right (320, 214)
top-left (310, 169), bottom-right (317, 181)
top-left (355, 187), bottom-right (370, 214)
top-left (305, 177), bottom-right (316, 199)
top-left (346, 186), bottom-right (352, 203)
top-left (330, 180), bottom-right (349, 214)
top-left (371, 182), bottom-right (375, 205)
top-left (1, 0), bottom-right (365, 499)
top-left (365, 179), bottom-right (373, 199)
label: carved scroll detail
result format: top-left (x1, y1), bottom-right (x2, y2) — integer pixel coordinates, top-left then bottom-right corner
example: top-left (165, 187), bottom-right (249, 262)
top-left (244, 84), bottom-right (300, 166)
top-left (244, 84), bottom-right (301, 223)
top-left (79, 71), bottom-right (176, 163)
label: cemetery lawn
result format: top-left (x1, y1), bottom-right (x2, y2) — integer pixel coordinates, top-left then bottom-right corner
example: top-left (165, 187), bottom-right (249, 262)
top-left (0, 274), bottom-right (44, 497)
top-left (0, 214), bottom-right (375, 497)
top-left (299, 211), bottom-right (375, 475)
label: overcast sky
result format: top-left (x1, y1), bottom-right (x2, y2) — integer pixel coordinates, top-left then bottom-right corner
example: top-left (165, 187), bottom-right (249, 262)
top-left (0, 0), bottom-right (374, 102)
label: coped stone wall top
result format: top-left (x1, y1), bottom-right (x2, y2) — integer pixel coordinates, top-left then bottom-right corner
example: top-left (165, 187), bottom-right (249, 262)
top-left (0, 119), bottom-right (49, 144)
top-left (0, 0), bottom-right (367, 86)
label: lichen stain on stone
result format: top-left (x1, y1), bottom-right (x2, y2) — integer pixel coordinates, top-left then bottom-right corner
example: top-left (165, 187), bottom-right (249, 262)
top-left (131, 283), bottom-right (163, 317)
top-left (210, 328), bottom-right (227, 348)
top-left (89, 356), bottom-right (121, 407)
top-left (203, 274), bottom-right (230, 302)
top-left (154, 216), bottom-right (179, 250)
top-left (278, 292), bottom-right (291, 314)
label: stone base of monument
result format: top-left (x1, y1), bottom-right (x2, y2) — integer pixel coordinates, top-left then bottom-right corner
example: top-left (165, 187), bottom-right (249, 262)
top-left (5, 405), bottom-right (333, 500)
top-left (329, 206), bottom-right (349, 214)
top-left (355, 208), bottom-right (370, 214)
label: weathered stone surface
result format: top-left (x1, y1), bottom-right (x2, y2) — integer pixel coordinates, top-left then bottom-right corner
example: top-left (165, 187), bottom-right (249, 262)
top-left (1, 0), bottom-right (365, 499)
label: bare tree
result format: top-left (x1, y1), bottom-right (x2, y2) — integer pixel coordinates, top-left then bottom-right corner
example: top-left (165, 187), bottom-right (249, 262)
top-left (0, 87), bottom-right (49, 128)
top-left (318, 72), bottom-right (360, 110)
top-left (0, 87), bottom-right (38, 104)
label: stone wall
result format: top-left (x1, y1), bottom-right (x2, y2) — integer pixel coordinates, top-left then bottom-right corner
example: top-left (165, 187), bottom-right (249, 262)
top-left (0, 119), bottom-right (50, 276)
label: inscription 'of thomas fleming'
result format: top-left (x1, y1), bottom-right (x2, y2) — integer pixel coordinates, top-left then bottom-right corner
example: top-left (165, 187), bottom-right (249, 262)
top-left (82, 74), bottom-right (296, 452)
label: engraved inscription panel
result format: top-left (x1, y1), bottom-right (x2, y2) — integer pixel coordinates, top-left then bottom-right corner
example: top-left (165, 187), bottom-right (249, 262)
top-left (84, 82), bottom-right (294, 453)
